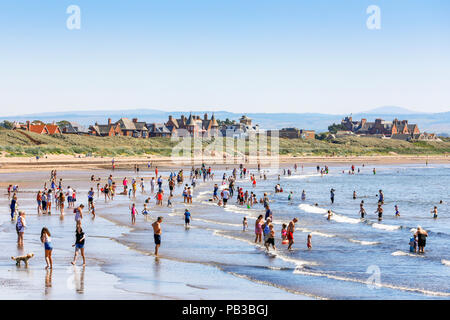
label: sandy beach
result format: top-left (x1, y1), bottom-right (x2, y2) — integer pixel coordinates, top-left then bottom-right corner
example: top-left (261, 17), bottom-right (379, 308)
top-left (0, 154), bottom-right (448, 173)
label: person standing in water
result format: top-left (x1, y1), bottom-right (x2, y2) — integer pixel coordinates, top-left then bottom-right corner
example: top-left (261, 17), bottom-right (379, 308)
top-left (378, 190), bottom-right (384, 205)
top-left (16, 211), bottom-right (26, 247)
top-left (359, 201), bottom-right (366, 218)
top-left (254, 215), bottom-right (263, 243)
top-left (307, 234), bottom-right (312, 249)
top-left (242, 217), bottom-right (248, 231)
top-left (415, 227), bottom-right (428, 253)
top-left (330, 189), bottom-right (335, 204)
top-left (130, 203), bottom-right (137, 225)
top-left (264, 224), bottom-right (276, 252)
top-left (152, 217), bottom-right (163, 256)
top-left (375, 203), bottom-right (383, 221)
top-left (394, 205), bottom-right (400, 217)
top-left (431, 206), bottom-right (438, 219)
top-left (287, 218), bottom-right (298, 251)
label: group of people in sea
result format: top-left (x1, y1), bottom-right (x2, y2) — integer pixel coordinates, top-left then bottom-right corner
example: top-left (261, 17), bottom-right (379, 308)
top-left (7, 161), bottom-right (443, 271)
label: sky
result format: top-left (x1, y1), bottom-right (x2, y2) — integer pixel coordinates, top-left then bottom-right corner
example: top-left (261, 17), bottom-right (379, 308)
top-left (0, 0), bottom-right (449, 116)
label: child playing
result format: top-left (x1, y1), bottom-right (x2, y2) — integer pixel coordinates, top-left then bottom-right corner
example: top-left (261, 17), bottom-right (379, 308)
top-left (242, 217), bottom-right (248, 231)
top-left (142, 204), bottom-right (149, 220)
top-left (307, 234), bottom-right (312, 249)
top-left (71, 226), bottom-right (86, 266)
top-left (281, 223), bottom-right (288, 245)
top-left (130, 203), bottom-right (137, 225)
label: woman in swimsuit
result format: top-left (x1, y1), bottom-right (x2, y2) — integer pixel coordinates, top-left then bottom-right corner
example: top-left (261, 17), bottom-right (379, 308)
top-left (40, 227), bottom-right (53, 269)
top-left (254, 215), bottom-right (263, 243)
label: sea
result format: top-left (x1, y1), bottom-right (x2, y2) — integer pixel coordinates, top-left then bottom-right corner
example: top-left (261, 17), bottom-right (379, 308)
top-left (0, 162), bottom-right (448, 299)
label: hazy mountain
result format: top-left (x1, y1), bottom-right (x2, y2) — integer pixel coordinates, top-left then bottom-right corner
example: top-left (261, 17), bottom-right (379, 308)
top-left (362, 106), bottom-right (423, 114)
top-left (1, 108), bottom-right (449, 134)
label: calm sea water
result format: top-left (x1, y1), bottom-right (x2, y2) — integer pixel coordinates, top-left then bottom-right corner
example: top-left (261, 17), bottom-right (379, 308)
top-left (1, 163), bottom-right (448, 299)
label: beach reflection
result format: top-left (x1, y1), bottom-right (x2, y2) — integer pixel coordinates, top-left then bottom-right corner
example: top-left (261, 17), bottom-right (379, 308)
top-left (44, 269), bottom-right (52, 295)
top-left (73, 266), bottom-right (85, 294)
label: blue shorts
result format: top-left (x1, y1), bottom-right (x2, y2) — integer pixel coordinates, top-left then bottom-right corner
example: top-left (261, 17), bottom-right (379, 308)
top-left (75, 243), bottom-right (84, 249)
top-left (44, 242), bottom-right (53, 251)
top-left (154, 234), bottom-right (161, 245)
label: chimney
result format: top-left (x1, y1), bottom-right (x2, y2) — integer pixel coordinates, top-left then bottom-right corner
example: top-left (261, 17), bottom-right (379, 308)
top-left (108, 118), bottom-right (111, 125)
top-left (132, 118), bottom-right (138, 123)
top-left (26, 121), bottom-right (30, 131)
top-left (204, 113), bottom-right (208, 121)
top-left (361, 118), bottom-right (367, 127)
top-left (181, 115), bottom-right (185, 122)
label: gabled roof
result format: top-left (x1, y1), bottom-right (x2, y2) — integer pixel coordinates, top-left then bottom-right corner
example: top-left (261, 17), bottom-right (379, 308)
top-left (134, 122), bottom-right (148, 131)
top-left (147, 123), bottom-right (171, 134)
top-left (116, 118), bottom-right (136, 130)
top-left (46, 124), bottom-right (61, 134)
top-left (29, 124), bottom-right (48, 134)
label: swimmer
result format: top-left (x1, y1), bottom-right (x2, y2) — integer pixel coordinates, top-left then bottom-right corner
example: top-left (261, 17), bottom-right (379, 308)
top-left (327, 210), bottom-right (333, 220)
top-left (394, 205), bottom-right (400, 217)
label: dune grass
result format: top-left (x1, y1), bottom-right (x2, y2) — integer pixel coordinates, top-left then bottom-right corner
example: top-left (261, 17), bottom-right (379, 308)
top-left (0, 127), bottom-right (449, 158)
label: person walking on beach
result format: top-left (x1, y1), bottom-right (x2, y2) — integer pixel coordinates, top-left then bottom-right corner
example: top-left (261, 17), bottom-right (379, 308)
top-left (10, 194), bottom-right (18, 221)
top-left (415, 227), bottom-right (428, 253)
top-left (40, 227), bottom-right (53, 269)
top-left (36, 191), bottom-right (42, 214)
top-left (184, 209), bottom-right (191, 228)
top-left (59, 191), bottom-right (65, 215)
top-left (88, 187), bottom-right (94, 210)
top-left (287, 218), bottom-right (298, 251)
top-left (255, 215), bottom-right (263, 243)
top-left (74, 204), bottom-right (84, 227)
top-left (46, 190), bottom-right (52, 214)
top-left (71, 226), bottom-right (86, 266)
top-left (152, 217), bottom-right (163, 256)
top-left (16, 211), bottom-right (26, 247)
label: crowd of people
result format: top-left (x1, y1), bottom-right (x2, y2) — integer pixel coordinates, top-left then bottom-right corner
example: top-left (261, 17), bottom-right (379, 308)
top-left (7, 161), bottom-right (441, 270)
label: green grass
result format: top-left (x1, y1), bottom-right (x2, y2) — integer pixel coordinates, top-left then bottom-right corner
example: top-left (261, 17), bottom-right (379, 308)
top-left (0, 127), bottom-right (449, 158)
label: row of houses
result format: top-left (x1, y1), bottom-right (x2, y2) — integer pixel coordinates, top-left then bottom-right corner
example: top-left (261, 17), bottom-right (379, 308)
top-left (11, 114), bottom-right (263, 138)
top-left (339, 117), bottom-right (438, 141)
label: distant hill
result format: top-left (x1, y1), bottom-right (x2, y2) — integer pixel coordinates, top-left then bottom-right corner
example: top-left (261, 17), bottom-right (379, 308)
top-left (1, 108), bottom-right (449, 134)
top-left (362, 106), bottom-right (423, 114)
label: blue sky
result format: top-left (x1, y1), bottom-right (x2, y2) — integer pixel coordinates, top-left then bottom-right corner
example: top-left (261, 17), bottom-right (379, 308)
top-left (0, 0), bottom-right (449, 115)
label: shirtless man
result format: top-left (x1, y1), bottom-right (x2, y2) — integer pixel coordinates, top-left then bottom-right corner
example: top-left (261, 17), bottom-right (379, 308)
top-left (152, 217), bottom-right (163, 256)
top-left (287, 218), bottom-right (298, 251)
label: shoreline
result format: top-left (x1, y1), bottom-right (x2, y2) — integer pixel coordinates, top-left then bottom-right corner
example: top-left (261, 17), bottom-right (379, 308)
top-left (0, 154), bottom-right (448, 173)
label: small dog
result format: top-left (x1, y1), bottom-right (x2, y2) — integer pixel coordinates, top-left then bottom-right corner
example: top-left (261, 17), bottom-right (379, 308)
top-left (11, 253), bottom-right (34, 267)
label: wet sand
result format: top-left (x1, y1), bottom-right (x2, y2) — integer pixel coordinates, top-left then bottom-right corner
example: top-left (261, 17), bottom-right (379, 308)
top-left (0, 169), bottom-right (309, 300)
top-left (0, 154), bottom-right (448, 173)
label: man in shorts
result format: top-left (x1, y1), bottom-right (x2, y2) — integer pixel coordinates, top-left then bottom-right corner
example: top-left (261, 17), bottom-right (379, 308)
top-left (152, 217), bottom-right (163, 256)
top-left (287, 218), bottom-right (298, 251)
